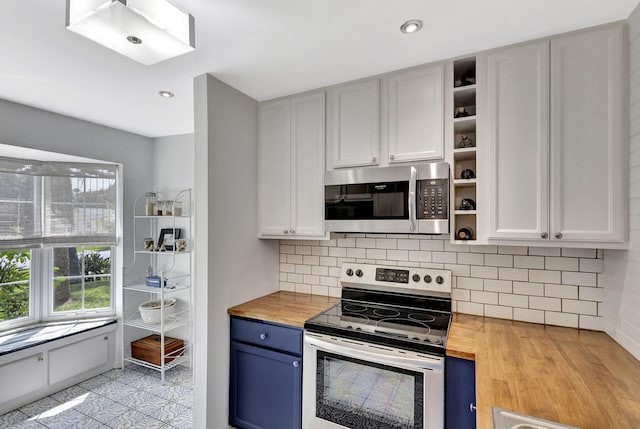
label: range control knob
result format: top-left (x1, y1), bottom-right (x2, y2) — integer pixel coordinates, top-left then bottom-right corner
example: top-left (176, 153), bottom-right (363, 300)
top-left (355, 269), bottom-right (364, 277)
top-left (346, 268), bottom-right (354, 276)
top-left (424, 275), bottom-right (432, 283)
top-left (436, 275), bottom-right (444, 285)
top-left (412, 274), bottom-right (421, 282)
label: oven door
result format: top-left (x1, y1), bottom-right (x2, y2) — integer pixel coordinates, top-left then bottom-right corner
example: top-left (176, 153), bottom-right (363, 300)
top-left (303, 332), bottom-right (444, 429)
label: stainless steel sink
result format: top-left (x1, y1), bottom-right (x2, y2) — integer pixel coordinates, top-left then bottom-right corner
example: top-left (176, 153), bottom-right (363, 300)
top-left (493, 407), bottom-right (582, 429)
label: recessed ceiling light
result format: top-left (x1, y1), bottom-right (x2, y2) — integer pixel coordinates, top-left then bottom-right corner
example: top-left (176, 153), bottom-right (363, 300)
top-left (127, 36), bottom-right (143, 45)
top-left (400, 19), bottom-right (423, 34)
top-left (159, 91), bottom-right (174, 98)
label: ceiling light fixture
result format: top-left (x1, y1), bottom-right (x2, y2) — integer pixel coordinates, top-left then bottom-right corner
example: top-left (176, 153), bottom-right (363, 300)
top-left (159, 90), bottom-right (174, 98)
top-left (66, 0), bottom-right (195, 66)
top-left (400, 19), bottom-right (423, 34)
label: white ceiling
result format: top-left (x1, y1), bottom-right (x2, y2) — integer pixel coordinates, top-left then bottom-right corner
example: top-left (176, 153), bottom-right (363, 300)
top-left (1, 0), bottom-right (638, 138)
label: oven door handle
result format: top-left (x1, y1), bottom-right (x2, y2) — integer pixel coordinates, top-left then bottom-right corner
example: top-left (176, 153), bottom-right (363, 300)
top-left (305, 335), bottom-right (443, 372)
top-left (408, 166), bottom-right (417, 232)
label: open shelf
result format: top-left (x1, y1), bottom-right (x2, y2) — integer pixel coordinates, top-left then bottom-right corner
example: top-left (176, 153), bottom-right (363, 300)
top-left (124, 342), bottom-right (190, 372)
top-left (124, 308), bottom-right (190, 332)
top-left (453, 148), bottom-right (477, 161)
top-left (453, 179), bottom-right (477, 187)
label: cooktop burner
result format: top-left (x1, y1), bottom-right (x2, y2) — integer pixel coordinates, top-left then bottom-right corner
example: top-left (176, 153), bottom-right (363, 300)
top-left (304, 263), bottom-right (453, 355)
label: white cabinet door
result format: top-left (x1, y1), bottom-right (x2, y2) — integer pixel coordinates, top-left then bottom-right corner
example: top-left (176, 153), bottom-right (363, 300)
top-left (291, 92), bottom-right (326, 237)
top-left (0, 353), bottom-right (46, 403)
top-left (328, 79), bottom-right (380, 168)
top-left (550, 26), bottom-right (625, 242)
top-left (487, 41), bottom-right (550, 240)
top-left (49, 333), bottom-right (110, 384)
top-left (388, 65), bottom-right (444, 163)
top-left (259, 99), bottom-right (292, 236)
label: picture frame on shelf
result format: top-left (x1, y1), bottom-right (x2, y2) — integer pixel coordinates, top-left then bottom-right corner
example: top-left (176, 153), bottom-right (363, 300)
top-left (158, 228), bottom-right (182, 251)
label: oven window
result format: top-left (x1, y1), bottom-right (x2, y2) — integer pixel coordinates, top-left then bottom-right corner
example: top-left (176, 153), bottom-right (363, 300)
top-left (325, 182), bottom-right (409, 220)
top-left (316, 351), bottom-right (423, 429)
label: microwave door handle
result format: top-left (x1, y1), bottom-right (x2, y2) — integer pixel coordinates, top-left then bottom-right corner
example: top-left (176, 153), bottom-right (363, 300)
top-left (409, 166), bottom-right (417, 231)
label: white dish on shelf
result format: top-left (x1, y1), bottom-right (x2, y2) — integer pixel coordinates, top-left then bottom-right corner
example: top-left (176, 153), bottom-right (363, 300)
top-left (138, 298), bottom-right (176, 324)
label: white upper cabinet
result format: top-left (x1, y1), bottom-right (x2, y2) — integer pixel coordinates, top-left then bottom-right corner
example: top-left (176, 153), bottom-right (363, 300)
top-left (259, 92), bottom-right (326, 239)
top-left (487, 41), bottom-right (550, 240)
top-left (486, 24), bottom-right (625, 245)
top-left (259, 98), bottom-right (291, 237)
top-left (328, 79), bottom-right (380, 168)
top-left (550, 26), bottom-right (625, 243)
top-left (388, 64), bottom-right (444, 163)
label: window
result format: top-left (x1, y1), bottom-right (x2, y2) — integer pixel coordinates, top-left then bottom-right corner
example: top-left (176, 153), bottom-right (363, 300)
top-left (0, 155), bottom-right (118, 332)
top-left (0, 250), bottom-right (31, 326)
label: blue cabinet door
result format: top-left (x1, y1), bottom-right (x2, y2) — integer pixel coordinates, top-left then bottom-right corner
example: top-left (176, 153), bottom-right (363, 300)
top-left (230, 340), bottom-right (302, 429)
top-left (445, 356), bottom-right (476, 429)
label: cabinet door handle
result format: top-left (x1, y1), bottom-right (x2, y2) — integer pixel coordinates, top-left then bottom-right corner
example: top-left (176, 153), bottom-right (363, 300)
top-left (470, 403), bottom-right (476, 412)
top-left (540, 232), bottom-right (548, 239)
top-left (283, 229), bottom-right (289, 234)
top-left (290, 229), bottom-right (295, 234)
top-left (37, 356), bottom-right (44, 362)
top-left (292, 361), bottom-right (300, 368)
top-left (371, 157), bottom-right (377, 163)
top-left (259, 333), bottom-right (268, 340)
top-left (555, 232), bottom-right (563, 239)
top-left (389, 154), bottom-right (395, 160)
top-left (104, 336), bottom-right (109, 340)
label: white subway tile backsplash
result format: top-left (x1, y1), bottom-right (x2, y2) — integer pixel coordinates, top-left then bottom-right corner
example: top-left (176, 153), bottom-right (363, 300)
top-left (470, 265), bottom-right (498, 279)
top-left (563, 299), bottom-right (598, 316)
top-left (420, 240), bottom-right (444, 251)
top-left (529, 247), bottom-right (561, 257)
top-left (457, 301), bottom-right (484, 316)
top-left (409, 251), bottom-right (432, 262)
top-left (279, 234), bottom-right (605, 331)
top-left (458, 277), bottom-right (484, 291)
top-left (530, 296), bottom-right (562, 312)
top-left (530, 270), bottom-right (561, 284)
top-left (484, 254), bottom-right (514, 267)
top-left (445, 264), bottom-right (471, 277)
top-left (484, 279), bottom-right (513, 293)
top-left (382, 249), bottom-right (405, 261)
top-left (366, 248), bottom-right (387, 260)
top-left (498, 246), bottom-right (529, 255)
top-left (397, 239), bottom-right (420, 250)
top-left (471, 291), bottom-right (498, 305)
top-left (499, 268), bottom-right (528, 281)
top-left (579, 315), bottom-right (604, 331)
top-left (545, 311), bottom-right (579, 328)
top-left (513, 281), bottom-right (544, 296)
top-left (579, 258), bottom-right (604, 273)
top-left (514, 308), bottom-right (545, 324)
top-left (561, 271), bottom-right (597, 287)
top-left (432, 252), bottom-right (457, 264)
top-left (545, 257), bottom-right (579, 271)
top-left (485, 305), bottom-right (513, 320)
top-left (499, 293), bottom-right (529, 308)
top-left (562, 248), bottom-right (597, 258)
top-left (346, 248), bottom-right (366, 258)
top-left (545, 284), bottom-right (578, 299)
top-left (457, 252), bottom-right (485, 266)
top-left (514, 256), bottom-right (545, 269)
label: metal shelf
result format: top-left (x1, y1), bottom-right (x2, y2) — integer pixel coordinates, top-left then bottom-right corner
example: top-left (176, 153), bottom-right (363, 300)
top-left (134, 250), bottom-right (191, 255)
top-left (123, 282), bottom-right (190, 294)
top-left (124, 308), bottom-right (190, 332)
top-left (124, 342), bottom-right (190, 372)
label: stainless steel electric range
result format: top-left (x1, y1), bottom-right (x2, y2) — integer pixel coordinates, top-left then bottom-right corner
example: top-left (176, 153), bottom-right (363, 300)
top-left (303, 262), bottom-right (452, 429)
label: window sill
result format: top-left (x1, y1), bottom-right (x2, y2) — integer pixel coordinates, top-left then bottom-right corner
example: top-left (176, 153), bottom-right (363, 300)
top-left (0, 318), bottom-right (117, 357)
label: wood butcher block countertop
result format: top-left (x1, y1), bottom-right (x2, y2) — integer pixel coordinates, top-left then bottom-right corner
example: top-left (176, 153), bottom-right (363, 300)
top-left (447, 314), bottom-right (640, 429)
top-left (227, 291), bottom-right (338, 327)
top-left (228, 292), bottom-right (640, 429)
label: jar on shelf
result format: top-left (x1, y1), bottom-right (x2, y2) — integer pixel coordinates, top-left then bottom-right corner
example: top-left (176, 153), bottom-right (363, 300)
top-left (174, 201), bottom-right (183, 216)
top-left (155, 200), bottom-right (165, 216)
top-left (144, 192), bottom-right (157, 216)
top-left (165, 200), bottom-right (174, 216)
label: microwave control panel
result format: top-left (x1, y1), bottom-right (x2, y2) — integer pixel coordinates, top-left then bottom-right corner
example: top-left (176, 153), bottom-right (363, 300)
top-left (418, 179), bottom-right (448, 219)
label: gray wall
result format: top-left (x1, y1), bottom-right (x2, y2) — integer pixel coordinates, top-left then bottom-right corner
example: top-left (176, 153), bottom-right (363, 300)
top-left (603, 8), bottom-right (640, 361)
top-left (0, 98), bottom-right (155, 361)
top-left (193, 74), bottom-right (279, 428)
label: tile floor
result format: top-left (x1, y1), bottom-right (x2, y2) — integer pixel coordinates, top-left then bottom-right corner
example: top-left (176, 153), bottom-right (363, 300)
top-left (0, 365), bottom-right (193, 429)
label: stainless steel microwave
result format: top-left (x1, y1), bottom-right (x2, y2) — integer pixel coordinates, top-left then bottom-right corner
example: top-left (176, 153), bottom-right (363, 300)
top-left (325, 163), bottom-right (449, 234)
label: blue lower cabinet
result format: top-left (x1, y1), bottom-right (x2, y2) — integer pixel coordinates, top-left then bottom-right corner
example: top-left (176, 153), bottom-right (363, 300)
top-left (445, 356), bottom-right (477, 429)
top-left (229, 317), bottom-right (302, 429)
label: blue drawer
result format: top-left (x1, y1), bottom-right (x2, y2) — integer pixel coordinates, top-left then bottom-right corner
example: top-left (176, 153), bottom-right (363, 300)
top-left (231, 317), bottom-right (302, 356)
